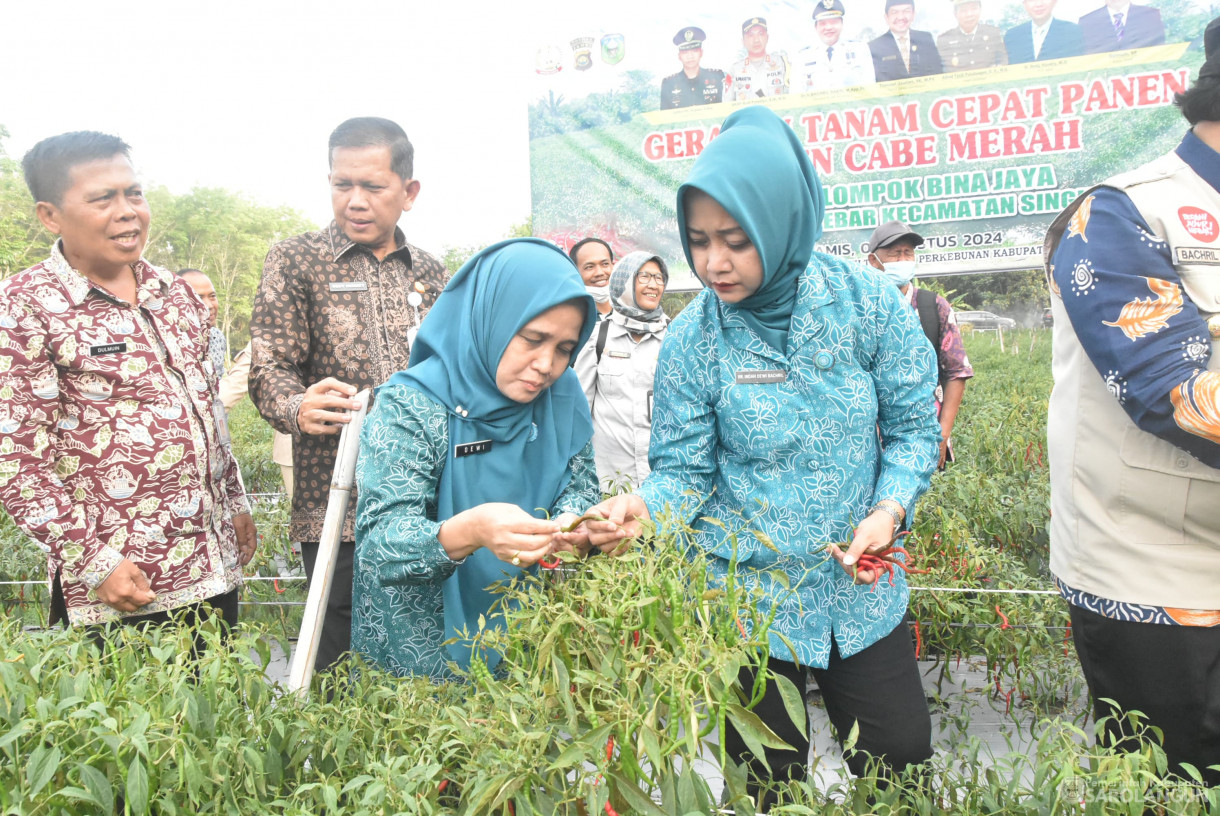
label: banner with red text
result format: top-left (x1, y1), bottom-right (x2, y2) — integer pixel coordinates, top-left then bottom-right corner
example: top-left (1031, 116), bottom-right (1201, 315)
top-left (527, 0), bottom-right (1207, 289)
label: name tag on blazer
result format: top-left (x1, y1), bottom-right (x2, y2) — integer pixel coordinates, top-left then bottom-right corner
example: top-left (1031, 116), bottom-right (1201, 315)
top-left (735, 369), bottom-right (788, 384)
top-left (90, 342), bottom-right (127, 356)
top-left (608, 350), bottom-right (631, 359)
top-left (455, 439), bottom-right (493, 457)
top-left (328, 281), bottom-right (368, 293)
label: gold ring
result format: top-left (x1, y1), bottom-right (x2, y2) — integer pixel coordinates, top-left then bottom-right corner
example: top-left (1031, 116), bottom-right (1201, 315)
top-left (511, 552), bottom-right (521, 567)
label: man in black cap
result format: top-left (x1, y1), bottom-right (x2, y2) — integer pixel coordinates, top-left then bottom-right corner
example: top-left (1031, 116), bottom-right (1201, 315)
top-left (866, 221), bottom-right (972, 469)
top-left (869, 0), bottom-right (944, 80)
top-left (660, 27), bottom-right (726, 109)
top-left (725, 17), bottom-right (791, 100)
top-left (796, 0), bottom-right (877, 90)
top-left (1041, 17), bottom-right (1220, 788)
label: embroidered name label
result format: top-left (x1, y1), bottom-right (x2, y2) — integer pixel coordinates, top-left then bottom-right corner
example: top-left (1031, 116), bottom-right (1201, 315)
top-left (328, 281), bottom-right (369, 293)
top-left (89, 343), bottom-right (127, 356)
top-left (455, 440), bottom-right (493, 458)
top-left (608, 350), bottom-right (631, 359)
top-left (735, 369), bottom-right (787, 384)
top-left (1174, 246), bottom-right (1220, 265)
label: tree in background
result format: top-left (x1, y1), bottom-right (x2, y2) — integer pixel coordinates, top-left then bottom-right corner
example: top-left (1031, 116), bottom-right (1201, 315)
top-left (0, 126), bottom-right (55, 277)
top-left (441, 217), bottom-right (533, 272)
top-left (143, 187), bottom-right (314, 350)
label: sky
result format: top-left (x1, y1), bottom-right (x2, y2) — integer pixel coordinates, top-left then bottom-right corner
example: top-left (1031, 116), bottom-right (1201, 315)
top-left (4, 1), bottom-right (548, 254)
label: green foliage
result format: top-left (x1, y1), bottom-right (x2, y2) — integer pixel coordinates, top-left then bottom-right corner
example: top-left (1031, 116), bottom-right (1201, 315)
top-left (142, 186), bottom-right (314, 352)
top-left (934, 269), bottom-right (1050, 325)
top-left (0, 126), bottom-right (55, 278)
top-left (529, 71), bottom-right (660, 139)
top-left (440, 217), bottom-right (534, 273)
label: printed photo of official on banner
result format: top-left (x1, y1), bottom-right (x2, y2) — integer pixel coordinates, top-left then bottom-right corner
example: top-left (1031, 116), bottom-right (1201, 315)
top-left (527, 0), bottom-right (1209, 302)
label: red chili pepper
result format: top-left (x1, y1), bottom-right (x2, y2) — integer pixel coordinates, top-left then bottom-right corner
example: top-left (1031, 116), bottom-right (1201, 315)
top-left (913, 619), bottom-right (922, 659)
top-left (995, 605), bottom-right (1011, 630)
top-left (632, 629), bottom-right (641, 647)
top-left (273, 578), bottom-right (285, 594)
top-left (605, 736), bottom-right (615, 764)
top-left (605, 802), bottom-right (620, 816)
top-left (735, 617), bottom-right (748, 639)
top-left (539, 556), bottom-right (561, 570)
top-left (437, 779), bottom-right (450, 794)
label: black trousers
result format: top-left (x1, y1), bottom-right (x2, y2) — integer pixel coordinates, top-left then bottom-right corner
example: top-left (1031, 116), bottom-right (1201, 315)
top-left (1070, 604), bottom-right (1220, 787)
top-left (724, 618), bottom-right (932, 803)
top-left (300, 540), bottom-right (354, 674)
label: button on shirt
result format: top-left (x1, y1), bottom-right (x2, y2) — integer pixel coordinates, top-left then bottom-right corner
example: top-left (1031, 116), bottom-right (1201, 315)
top-left (574, 318), bottom-right (667, 490)
top-left (0, 243), bottom-right (249, 625)
top-left (249, 222), bottom-right (449, 543)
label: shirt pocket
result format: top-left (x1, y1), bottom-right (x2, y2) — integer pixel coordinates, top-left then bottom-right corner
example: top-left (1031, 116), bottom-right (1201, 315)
top-left (1117, 423), bottom-right (1220, 547)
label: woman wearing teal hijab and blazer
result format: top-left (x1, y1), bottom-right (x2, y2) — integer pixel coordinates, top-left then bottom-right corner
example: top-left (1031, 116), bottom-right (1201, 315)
top-left (351, 238), bottom-right (600, 679)
top-left (579, 108), bottom-right (942, 800)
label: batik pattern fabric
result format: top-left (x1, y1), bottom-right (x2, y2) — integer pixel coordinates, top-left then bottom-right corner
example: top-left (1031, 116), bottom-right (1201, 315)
top-left (907, 287), bottom-right (974, 383)
top-left (635, 255), bottom-right (940, 669)
top-left (0, 243), bottom-right (248, 625)
top-left (351, 385), bottom-right (598, 680)
top-left (248, 222), bottom-right (449, 542)
top-left (1049, 148), bottom-right (1220, 469)
top-left (1055, 577), bottom-right (1220, 627)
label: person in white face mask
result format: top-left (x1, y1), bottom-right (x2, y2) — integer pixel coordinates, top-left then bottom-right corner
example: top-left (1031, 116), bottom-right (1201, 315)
top-left (568, 237), bottom-right (616, 319)
top-left (867, 221), bottom-right (973, 469)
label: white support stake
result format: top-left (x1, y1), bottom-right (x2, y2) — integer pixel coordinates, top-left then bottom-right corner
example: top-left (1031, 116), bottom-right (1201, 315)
top-left (286, 389), bottom-right (370, 694)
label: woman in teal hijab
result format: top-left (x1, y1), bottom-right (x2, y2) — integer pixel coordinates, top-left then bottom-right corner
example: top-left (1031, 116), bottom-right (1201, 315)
top-left (575, 107), bottom-right (941, 806)
top-left (351, 238), bottom-right (601, 679)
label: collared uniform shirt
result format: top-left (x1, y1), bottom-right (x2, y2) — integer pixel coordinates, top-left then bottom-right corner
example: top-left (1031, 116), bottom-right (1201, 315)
top-left (660, 67), bottom-right (726, 109)
top-left (795, 39), bottom-right (876, 90)
top-left (0, 243), bottom-right (249, 625)
top-left (725, 53), bottom-right (790, 100)
top-left (635, 257), bottom-right (940, 668)
top-left (937, 24), bottom-right (1008, 71)
top-left (350, 385), bottom-right (598, 679)
top-left (249, 222), bottom-right (449, 543)
top-left (574, 318), bottom-right (668, 491)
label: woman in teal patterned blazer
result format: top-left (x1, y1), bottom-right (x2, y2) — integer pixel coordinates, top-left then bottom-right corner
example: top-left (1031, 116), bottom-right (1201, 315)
top-left (351, 239), bottom-right (600, 680)
top-left (578, 107), bottom-right (942, 804)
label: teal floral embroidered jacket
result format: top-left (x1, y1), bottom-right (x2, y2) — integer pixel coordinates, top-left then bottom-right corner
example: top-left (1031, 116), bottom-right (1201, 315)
top-left (635, 254), bottom-right (940, 668)
top-left (352, 385), bottom-right (598, 679)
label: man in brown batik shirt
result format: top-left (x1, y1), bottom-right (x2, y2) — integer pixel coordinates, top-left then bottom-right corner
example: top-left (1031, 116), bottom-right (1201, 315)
top-left (249, 117), bottom-right (449, 674)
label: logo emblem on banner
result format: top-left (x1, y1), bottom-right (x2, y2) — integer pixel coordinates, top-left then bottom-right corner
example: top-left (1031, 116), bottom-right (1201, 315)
top-left (534, 45), bottom-right (564, 75)
top-left (571, 37), bottom-right (595, 71)
top-left (1178, 206), bottom-right (1219, 242)
top-left (601, 33), bottom-right (625, 64)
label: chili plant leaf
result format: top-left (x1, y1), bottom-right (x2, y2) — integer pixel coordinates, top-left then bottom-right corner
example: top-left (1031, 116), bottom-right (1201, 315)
top-left (606, 767), bottom-right (667, 816)
top-left (25, 744), bottom-right (60, 797)
top-left (78, 763), bottom-right (114, 814)
top-left (772, 671), bottom-right (808, 736)
top-left (726, 703), bottom-right (793, 750)
top-left (126, 756), bottom-right (150, 815)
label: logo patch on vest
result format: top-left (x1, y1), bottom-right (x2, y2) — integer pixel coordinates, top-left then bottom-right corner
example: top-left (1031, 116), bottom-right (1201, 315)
top-left (1174, 246), bottom-right (1220, 265)
top-left (1177, 207), bottom-right (1219, 243)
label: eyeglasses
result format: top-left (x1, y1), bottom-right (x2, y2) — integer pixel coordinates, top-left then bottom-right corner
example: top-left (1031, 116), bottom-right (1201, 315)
top-left (637, 273), bottom-right (666, 284)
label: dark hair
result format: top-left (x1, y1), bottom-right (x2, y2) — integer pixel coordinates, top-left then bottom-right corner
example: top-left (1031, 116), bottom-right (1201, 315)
top-left (1175, 73), bottom-right (1220, 125)
top-left (175, 268), bottom-right (204, 278)
top-left (568, 237), bottom-right (615, 264)
top-left (21, 131), bottom-right (131, 206)
top-left (328, 117), bottom-right (414, 180)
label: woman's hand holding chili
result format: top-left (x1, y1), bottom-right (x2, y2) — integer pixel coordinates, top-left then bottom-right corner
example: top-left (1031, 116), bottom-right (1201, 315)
top-left (549, 512), bottom-right (593, 556)
top-left (438, 502), bottom-right (559, 566)
top-left (580, 495), bottom-right (650, 556)
top-left (828, 509), bottom-right (896, 585)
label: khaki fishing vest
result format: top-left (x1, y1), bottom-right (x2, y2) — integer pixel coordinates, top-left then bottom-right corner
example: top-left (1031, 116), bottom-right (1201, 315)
top-left (1044, 150), bottom-right (1220, 610)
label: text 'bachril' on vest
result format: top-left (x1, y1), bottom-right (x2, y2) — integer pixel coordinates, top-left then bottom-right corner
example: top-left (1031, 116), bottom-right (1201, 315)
top-left (1043, 151), bottom-right (1220, 611)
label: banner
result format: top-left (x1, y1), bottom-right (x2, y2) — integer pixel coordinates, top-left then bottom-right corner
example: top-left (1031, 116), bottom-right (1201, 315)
top-left (527, 0), bottom-right (1209, 288)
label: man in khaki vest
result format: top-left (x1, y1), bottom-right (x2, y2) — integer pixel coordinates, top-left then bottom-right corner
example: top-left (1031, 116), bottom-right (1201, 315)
top-left (1044, 18), bottom-right (1220, 786)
